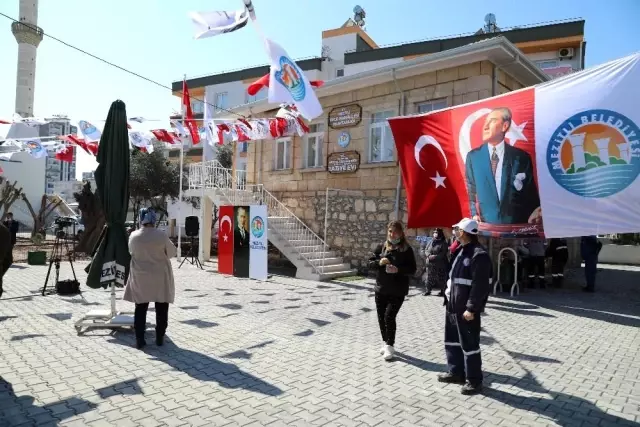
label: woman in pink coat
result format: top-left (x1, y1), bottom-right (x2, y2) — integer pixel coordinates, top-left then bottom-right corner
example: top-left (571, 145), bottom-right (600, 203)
top-left (123, 208), bottom-right (177, 349)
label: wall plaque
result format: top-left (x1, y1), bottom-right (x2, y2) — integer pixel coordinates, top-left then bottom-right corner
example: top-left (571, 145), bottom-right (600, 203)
top-left (328, 104), bottom-right (362, 129)
top-left (327, 151), bottom-right (360, 174)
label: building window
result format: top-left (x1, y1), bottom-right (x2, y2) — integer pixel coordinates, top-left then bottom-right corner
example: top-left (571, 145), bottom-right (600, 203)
top-left (303, 123), bottom-right (324, 168)
top-left (246, 86), bottom-right (267, 103)
top-left (536, 60), bottom-right (559, 70)
top-left (215, 92), bottom-right (229, 111)
top-left (239, 142), bottom-right (248, 153)
top-left (336, 68), bottom-right (344, 78)
top-left (369, 111), bottom-right (395, 163)
top-left (274, 138), bottom-right (292, 170)
top-left (191, 100), bottom-right (205, 114)
top-left (416, 99), bottom-right (448, 114)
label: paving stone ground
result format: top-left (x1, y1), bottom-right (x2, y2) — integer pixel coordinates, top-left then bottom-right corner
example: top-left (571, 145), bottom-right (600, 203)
top-left (1, 260), bottom-right (639, 427)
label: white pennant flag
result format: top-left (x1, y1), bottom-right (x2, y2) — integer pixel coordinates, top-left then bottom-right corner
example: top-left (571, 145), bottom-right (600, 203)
top-left (189, 10), bottom-right (249, 39)
top-left (265, 38), bottom-right (322, 120)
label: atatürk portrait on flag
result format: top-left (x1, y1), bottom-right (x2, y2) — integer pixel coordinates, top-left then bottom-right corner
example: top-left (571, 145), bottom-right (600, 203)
top-left (464, 106), bottom-right (541, 226)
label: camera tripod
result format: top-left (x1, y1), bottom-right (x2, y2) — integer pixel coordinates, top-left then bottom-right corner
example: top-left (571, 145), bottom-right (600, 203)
top-left (42, 230), bottom-right (78, 296)
top-left (179, 236), bottom-right (203, 269)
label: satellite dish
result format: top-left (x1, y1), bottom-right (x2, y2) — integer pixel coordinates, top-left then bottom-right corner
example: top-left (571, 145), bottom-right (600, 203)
top-left (353, 5), bottom-right (366, 27)
top-left (484, 13), bottom-right (496, 25)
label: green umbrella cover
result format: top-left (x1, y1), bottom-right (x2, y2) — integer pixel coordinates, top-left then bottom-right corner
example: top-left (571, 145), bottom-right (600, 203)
top-left (86, 100), bottom-right (131, 289)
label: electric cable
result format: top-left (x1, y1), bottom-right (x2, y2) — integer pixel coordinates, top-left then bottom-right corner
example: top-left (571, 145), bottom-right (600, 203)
top-left (0, 11), bottom-right (246, 119)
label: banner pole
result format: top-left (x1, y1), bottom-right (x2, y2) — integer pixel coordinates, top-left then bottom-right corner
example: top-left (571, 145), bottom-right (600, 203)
top-left (177, 74), bottom-right (186, 260)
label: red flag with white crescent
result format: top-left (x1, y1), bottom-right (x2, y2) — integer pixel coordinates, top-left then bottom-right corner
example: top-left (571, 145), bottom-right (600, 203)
top-left (217, 205), bottom-right (234, 275)
top-left (389, 88), bottom-right (538, 236)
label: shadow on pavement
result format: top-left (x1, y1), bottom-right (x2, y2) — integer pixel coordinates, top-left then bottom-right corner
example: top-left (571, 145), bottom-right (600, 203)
top-left (0, 376), bottom-right (97, 426)
top-left (108, 336), bottom-right (283, 397)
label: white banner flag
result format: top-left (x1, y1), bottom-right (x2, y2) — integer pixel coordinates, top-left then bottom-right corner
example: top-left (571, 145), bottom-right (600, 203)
top-left (189, 10), bottom-right (249, 40)
top-left (249, 205), bottom-right (268, 280)
top-left (265, 38), bottom-right (322, 120)
top-left (535, 53), bottom-right (640, 237)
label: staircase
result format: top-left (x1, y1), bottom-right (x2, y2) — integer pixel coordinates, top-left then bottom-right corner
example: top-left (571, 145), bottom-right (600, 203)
top-left (187, 160), bottom-right (357, 281)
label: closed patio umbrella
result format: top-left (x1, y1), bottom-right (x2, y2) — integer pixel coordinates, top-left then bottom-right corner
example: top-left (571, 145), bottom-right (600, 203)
top-left (86, 100), bottom-right (131, 311)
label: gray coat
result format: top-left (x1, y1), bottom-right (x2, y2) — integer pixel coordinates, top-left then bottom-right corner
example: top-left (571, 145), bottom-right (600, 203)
top-left (123, 227), bottom-right (177, 304)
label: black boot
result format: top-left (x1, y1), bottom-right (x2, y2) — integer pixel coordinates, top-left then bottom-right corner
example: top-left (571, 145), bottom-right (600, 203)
top-left (437, 373), bottom-right (465, 384)
top-left (461, 382), bottom-right (483, 395)
top-left (156, 334), bottom-right (164, 346)
top-left (136, 337), bottom-right (146, 350)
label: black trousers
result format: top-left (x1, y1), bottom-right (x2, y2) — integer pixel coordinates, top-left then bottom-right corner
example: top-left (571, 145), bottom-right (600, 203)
top-left (551, 256), bottom-right (567, 287)
top-left (134, 302), bottom-right (169, 342)
top-left (375, 293), bottom-right (405, 347)
top-left (0, 247), bottom-right (13, 298)
top-left (444, 312), bottom-right (482, 385)
top-left (526, 256), bottom-right (546, 285)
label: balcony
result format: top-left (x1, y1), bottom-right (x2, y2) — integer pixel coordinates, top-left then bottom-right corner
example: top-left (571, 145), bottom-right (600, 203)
top-left (11, 21), bottom-right (44, 47)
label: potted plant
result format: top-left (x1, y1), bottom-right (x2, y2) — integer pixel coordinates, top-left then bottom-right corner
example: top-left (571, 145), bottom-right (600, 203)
top-left (27, 229), bottom-right (47, 266)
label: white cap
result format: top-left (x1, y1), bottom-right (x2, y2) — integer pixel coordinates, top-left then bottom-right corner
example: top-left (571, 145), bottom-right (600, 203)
top-left (452, 218), bottom-right (479, 235)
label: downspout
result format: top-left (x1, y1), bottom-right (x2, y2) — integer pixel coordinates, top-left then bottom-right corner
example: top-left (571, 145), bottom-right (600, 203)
top-left (249, 107), bottom-right (262, 185)
top-left (391, 68), bottom-right (405, 220)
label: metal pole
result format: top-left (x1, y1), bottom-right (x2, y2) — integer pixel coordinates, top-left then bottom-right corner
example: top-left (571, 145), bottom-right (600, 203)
top-left (199, 126), bottom-right (207, 263)
top-left (323, 187), bottom-right (329, 273)
top-left (177, 74), bottom-right (186, 260)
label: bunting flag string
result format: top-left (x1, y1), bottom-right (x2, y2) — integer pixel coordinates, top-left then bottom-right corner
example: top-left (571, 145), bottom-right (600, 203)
top-left (0, 105), bottom-right (310, 163)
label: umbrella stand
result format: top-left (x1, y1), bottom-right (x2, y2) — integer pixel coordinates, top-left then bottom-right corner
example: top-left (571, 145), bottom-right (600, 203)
top-left (74, 285), bottom-right (134, 335)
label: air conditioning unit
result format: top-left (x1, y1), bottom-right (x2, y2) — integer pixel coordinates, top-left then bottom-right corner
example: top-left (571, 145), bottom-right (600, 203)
top-left (558, 48), bottom-right (574, 59)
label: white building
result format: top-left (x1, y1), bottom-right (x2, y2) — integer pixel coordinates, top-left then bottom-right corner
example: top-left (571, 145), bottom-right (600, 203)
top-left (51, 180), bottom-right (83, 205)
top-left (40, 118), bottom-right (77, 194)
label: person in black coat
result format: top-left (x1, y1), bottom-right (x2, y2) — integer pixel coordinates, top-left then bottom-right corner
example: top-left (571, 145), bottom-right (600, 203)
top-left (0, 223), bottom-right (12, 299)
top-left (368, 220), bottom-right (417, 361)
top-left (438, 218), bottom-right (492, 395)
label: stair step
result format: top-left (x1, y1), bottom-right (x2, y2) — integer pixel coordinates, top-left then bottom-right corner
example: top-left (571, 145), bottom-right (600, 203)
top-left (308, 257), bottom-right (343, 266)
top-left (319, 269), bottom-right (360, 281)
top-left (299, 251), bottom-right (336, 259)
top-left (316, 263), bottom-right (353, 273)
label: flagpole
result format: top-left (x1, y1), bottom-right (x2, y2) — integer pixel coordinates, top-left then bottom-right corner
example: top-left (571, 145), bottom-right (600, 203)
top-left (177, 74), bottom-right (186, 260)
top-left (198, 109), bottom-right (207, 263)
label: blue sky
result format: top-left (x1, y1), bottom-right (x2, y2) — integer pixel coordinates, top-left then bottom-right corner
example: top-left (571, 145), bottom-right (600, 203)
top-left (0, 0), bottom-right (639, 178)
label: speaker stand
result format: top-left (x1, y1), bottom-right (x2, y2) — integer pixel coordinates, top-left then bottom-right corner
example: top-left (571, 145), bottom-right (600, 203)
top-left (179, 236), bottom-right (203, 270)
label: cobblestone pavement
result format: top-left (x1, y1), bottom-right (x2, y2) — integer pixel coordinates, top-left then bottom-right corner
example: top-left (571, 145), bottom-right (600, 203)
top-left (1, 261), bottom-right (639, 427)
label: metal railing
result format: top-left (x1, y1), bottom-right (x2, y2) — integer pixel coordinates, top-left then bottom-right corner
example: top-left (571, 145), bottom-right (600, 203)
top-left (187, 160), bottom-right (331, 275)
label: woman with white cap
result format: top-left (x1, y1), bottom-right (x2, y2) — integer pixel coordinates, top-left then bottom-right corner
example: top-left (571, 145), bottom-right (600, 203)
top-left (438, 218), bottom-right (492, 395)
top-left (124, 208), bottom-right (177, 349)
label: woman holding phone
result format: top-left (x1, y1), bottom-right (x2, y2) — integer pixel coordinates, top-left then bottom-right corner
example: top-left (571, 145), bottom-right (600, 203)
top-left (368, 220), bottom-right (417, 360)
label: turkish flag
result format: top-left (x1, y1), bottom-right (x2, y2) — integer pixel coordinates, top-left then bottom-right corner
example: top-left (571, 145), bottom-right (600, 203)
top-left (217, 205), bottom-right (234, 275)
top-left (182, 80), bottom-right (201, 145)
top-left (150, 129), bottom-right (177, 144)
top-left (389, 110), bottom-right (467, 229)
top-left (390, 88), bottom-right (539, 236)
top-left (55, 145), bottom-right (74, 162)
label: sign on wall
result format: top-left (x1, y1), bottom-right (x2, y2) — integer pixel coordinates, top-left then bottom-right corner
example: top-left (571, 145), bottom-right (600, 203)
top-left (337, 131), bottom-right (351, 148)
top-left (327, 151), bottom-right (360, 173)
top-left (328, 104), bottom-right (362, 129)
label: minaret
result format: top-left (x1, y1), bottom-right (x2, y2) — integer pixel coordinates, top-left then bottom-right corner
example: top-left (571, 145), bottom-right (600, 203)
top-left (11, 0), bottom-right (44, 117)
top-left (617, 142), bottom-right (630, 163)
top-left (567, 133), bottom-right (587, 170)
top-left (593, 137), bottom-right (611, 165)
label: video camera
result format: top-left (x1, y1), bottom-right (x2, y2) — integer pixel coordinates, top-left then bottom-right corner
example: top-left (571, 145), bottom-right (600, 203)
top-left (53, 216), bottom-right (75, 238)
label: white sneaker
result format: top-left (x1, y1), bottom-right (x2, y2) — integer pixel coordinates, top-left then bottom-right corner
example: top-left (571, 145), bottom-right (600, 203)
top-left (383, 345), bottom-right (395, 361)
top-left (379, 344), bottom-right (387, 355)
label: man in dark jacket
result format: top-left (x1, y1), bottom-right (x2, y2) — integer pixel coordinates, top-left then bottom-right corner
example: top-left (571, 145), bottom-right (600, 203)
top-left (0, 223), bottom-right (13, 299)
top-left (580, 235), bottom-right (601, 293)
top-left (2, 212), bottom-right (19, 246)
top-left (438, 218), bottom-right (492, 395)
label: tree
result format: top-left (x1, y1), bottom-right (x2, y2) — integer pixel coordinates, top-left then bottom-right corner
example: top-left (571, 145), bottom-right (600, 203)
top-left (22, 194), bottom-right (63, 238)
top-left (73, 181), bottom-right (105, 254)
top-left (0, 177), bottom-right (24, 220)
top-left (130, 143), bottom-right (180, 227)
